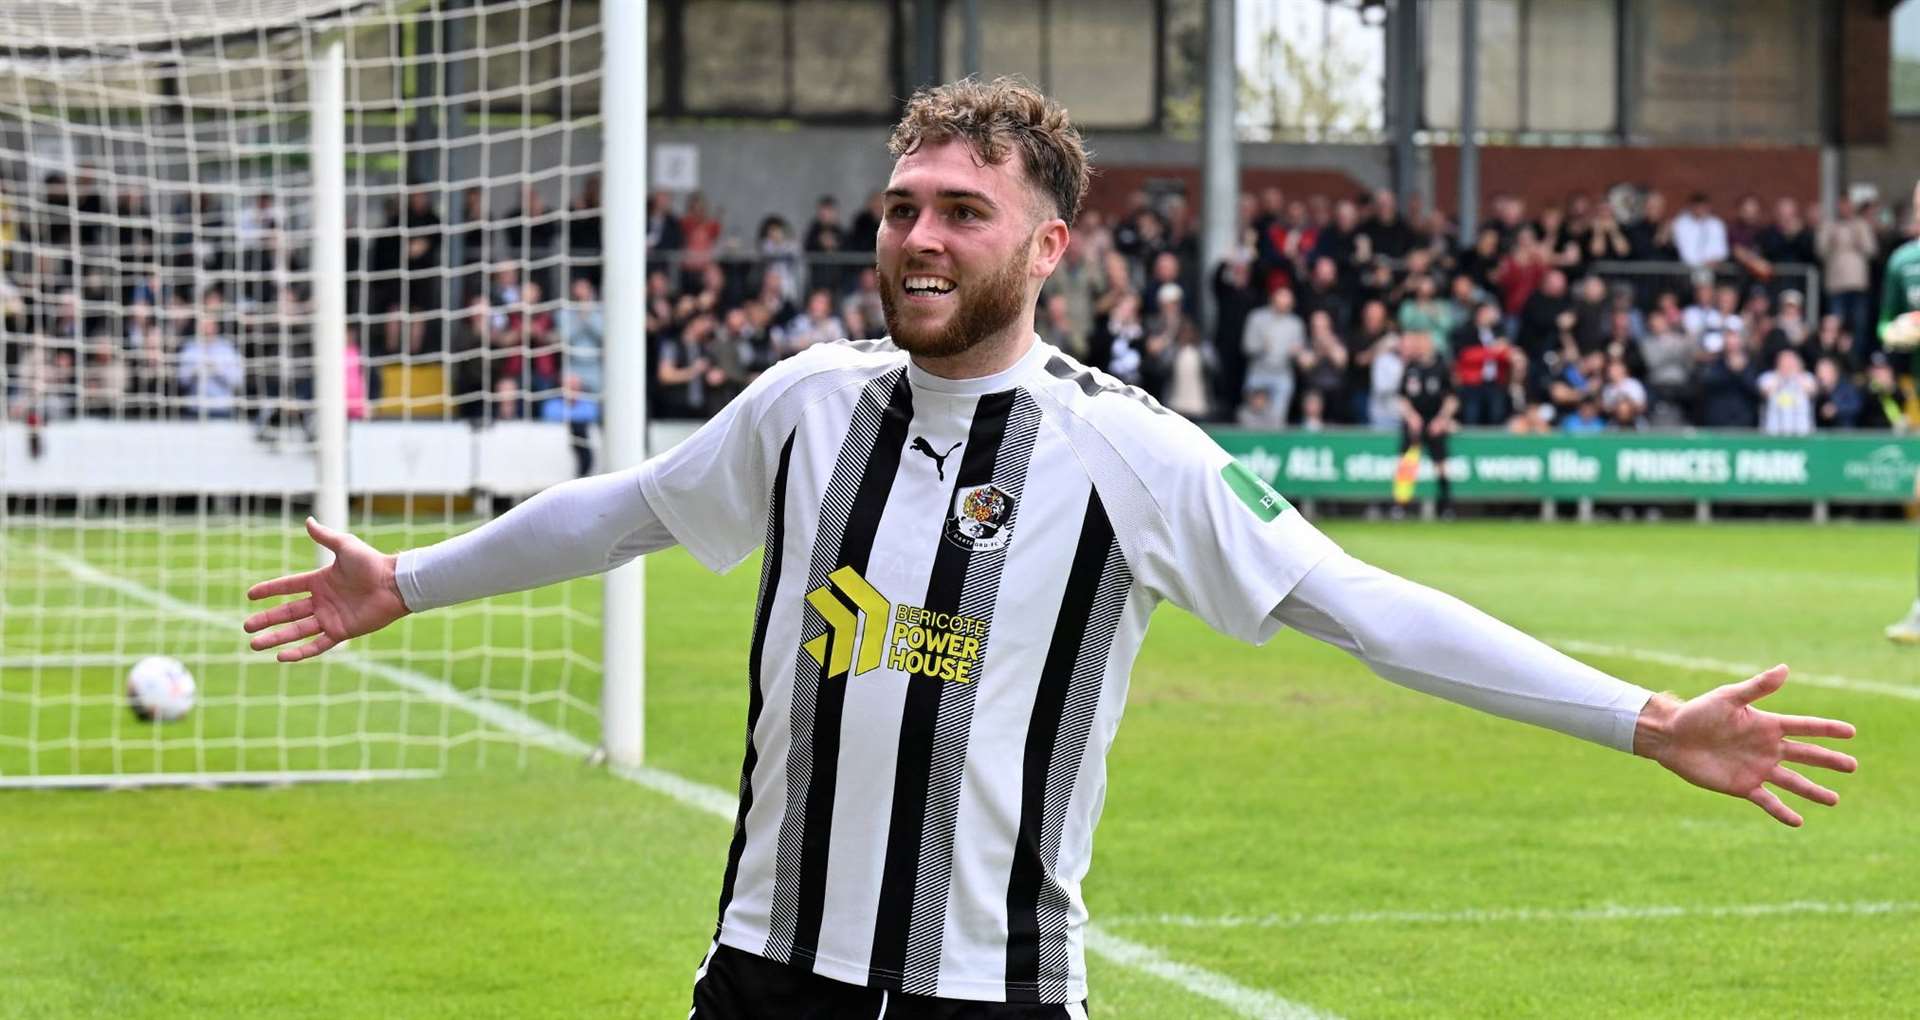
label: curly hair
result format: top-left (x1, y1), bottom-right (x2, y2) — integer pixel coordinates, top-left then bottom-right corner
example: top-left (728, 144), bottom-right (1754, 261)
top-left (887, 76), bottom-right (1091, 226)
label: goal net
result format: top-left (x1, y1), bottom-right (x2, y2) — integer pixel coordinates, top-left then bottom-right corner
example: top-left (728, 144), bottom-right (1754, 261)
top-left (0, 0), bottom-right (637, 788)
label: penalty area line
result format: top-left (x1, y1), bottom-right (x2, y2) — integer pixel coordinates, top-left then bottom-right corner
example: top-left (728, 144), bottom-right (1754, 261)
top-left (11, 538), bottom-right (1339, 1020)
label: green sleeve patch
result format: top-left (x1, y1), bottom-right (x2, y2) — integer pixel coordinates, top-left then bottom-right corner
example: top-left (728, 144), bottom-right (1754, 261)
top-left (1222, 459), bottom-right (1291, 522)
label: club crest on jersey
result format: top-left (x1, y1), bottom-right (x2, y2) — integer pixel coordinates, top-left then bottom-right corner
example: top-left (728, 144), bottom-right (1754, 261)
top-left (944, 483), bottom-right (1015, 552)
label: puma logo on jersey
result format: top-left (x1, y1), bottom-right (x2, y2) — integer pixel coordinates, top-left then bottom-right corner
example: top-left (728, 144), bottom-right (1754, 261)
top-left (911, 437), bottom-right (963, 480)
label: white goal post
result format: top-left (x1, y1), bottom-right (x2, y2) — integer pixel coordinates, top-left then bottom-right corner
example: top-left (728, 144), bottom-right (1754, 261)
top-left (0, 0), bottom-right (646, 789)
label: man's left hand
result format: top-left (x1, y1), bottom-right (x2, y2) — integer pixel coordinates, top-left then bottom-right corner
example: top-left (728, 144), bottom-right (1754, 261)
top-left (1633, 665), bottom-right (1857, 827)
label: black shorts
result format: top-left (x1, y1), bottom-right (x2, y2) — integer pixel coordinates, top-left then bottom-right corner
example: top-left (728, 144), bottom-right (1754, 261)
top-left (689, 943), bottom-right (1091, 1019)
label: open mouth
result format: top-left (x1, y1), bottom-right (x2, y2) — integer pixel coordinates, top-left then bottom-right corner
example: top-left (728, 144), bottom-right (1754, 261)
top-left (902, 274), bottom-right (957, 299)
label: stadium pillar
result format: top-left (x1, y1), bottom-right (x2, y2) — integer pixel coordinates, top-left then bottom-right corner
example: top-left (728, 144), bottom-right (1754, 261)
top-left (1200, 0), bottom-right (1236, 335)
top-left (914, 1), bottom-right (943, 89)
top-left (962, 0), bottom-right (982, 78)
top-left (1388, 0), bottom-right (1422, 207)
top-left (310, 40), bottom-right (348, 565)
top-left (1456, 0), bottom-right (1480, 245)
top-left (599, 0), bottom-right (648, 768)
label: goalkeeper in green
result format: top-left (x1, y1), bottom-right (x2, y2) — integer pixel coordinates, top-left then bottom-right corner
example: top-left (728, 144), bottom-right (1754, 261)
top-left (1882, 183), bottom-right (1920, 643)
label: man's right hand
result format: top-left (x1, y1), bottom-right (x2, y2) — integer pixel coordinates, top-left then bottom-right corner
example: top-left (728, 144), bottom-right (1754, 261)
top-left (243, 517), bottom-right (411, 662)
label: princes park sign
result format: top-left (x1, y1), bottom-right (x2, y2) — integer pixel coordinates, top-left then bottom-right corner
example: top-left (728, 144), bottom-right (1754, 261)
top-left (1210, 429), bottom-right (1920, 503)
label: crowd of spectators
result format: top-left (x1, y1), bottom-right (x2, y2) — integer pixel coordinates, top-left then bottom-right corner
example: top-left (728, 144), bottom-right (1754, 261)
top-left (6, 167), bottom-right (1918, 453)
top-left (0, 170), bottom-right (608, 448)
top-left (639, 182), bottom-right (1920, 437)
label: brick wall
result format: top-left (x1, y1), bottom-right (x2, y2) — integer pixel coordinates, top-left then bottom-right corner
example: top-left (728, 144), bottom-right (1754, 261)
top-left (1430, 145), bottom-right (1823, 218)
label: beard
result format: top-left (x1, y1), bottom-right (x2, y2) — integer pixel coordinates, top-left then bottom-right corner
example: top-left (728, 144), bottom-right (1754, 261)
top-left (878, 234), bottom-right (1033, 359)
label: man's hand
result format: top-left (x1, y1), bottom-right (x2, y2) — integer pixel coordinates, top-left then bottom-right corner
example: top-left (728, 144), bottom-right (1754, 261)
top-left (1633, 665), bottom-right (1857, 827)
top-left (242, 517), bottom-right (411, 662)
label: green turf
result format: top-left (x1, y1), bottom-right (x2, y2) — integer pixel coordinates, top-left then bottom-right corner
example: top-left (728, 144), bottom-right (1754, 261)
top-left (2, 519), bottom-right (1916, 1018)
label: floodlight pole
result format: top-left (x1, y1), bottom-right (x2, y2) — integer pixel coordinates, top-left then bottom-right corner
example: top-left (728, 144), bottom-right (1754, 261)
top-left (1200, 0), bottom-right (1237, 335)
top-left (600, 0), bottom-right (648, 768)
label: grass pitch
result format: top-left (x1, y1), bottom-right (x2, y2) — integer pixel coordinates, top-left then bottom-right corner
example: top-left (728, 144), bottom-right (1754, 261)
top-left (2, 520), bottom-right (1916, 1018)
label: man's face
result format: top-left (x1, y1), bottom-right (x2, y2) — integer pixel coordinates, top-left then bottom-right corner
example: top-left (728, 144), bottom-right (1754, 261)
top-left (876, 138), bottom-right (1056, 358)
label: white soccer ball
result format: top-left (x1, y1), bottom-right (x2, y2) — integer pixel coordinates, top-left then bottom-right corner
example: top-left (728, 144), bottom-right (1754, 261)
top-left (127, 656), bottom-right (196, 722)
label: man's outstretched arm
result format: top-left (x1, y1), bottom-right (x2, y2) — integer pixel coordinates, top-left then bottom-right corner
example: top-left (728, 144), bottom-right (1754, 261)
top-left (1274, 551), bottom-right (1857, 826)
top-left (243, 466), bottom-right (675, 661)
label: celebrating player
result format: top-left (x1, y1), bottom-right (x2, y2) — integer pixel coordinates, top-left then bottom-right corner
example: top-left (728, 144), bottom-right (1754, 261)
top-left (243, 79), bottom-right (1857, 1017)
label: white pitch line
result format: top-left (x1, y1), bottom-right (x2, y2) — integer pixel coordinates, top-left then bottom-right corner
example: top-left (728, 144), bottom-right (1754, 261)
top-left (1082, 925), bottom-right (1341, 1020)
top-left (9, 538), bottom-right (1333, 1020)
top-left (1105, 900), bottom-right (1920, 930)
top-left (1551, 638), bottom-right (1920, 703)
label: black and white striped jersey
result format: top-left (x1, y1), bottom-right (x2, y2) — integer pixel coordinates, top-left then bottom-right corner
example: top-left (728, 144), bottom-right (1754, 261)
top-left (641, 337), bottom-right (1338, 1004)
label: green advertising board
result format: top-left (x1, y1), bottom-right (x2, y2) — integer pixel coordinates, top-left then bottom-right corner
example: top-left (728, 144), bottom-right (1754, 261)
top-left (1208, 429), bottom-right (1920, 503)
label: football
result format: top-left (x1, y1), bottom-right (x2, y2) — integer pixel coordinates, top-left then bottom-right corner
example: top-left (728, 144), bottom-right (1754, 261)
top-left (127, 656), bottom-right (196, 723)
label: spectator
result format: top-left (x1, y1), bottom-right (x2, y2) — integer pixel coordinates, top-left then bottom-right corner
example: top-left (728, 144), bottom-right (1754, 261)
top-left (1760, 198), bottom-right (1816, 267)
top-left (1583, 200), bottom-right (1633, 263)
top-left (1638, 309), bottom-right (1695, 426)
top-left (1038, 293), bottom-right (1084, 362)
top-left (1299, 309), bottom-right (1349, 423)
top-left (1361, 188), bottom-right (1414, 259)
top-left (77, 340), bottom-right (125, 419)
top-left (1517, 268), bottom-right (1572, 361)
top-left (1241, 285), bottom-right (1305, 424)
top-left (1044, 235), bottom-right (1100, 359)
top-left (645, 191), bottom-right (684, 253)
top-left (1698, 334), bottom-right (1761, 428)
top-left (803, 195), bottom-right (848, 295)
top-left (404, 189), bottom-right (443, 310)
top-left (774, 288), bottom-right (845, 357)
top-left (1818, 194), bottom-right (1878, 353)
top-left (1561, 395), bottom-right (1607, 434)
top-left (1686, 282), bottom-right (1744, 355)
top-left (539, 373), bottom-right (600, 477)
top-left (176, 315), bottom-right (244, 419)
top-left (1150, 310), bottom-right (1216, 420)
top-left (1626, 191), bottom-right (1679, 261)
top-left (842, 268), bottom-right (886, 342)
top-left (1495, 228), bottom-right (1552, 322)
top-left (1570, 275), bottom-right (1610, 354)
top-left (1600, 357), bottom-right (1647, 429)
top-left (1673, 193), bottom-right (1730, 268)
top-left (1346, 299), bottom-right (1394, 424)
top-left (568, 173), bottom-right (604, 256)
top-left (1396, 273), bottom-right (1457, 350)
top-left (1210, 253), bottom-right (1263, 413)
top-left (1812, 312), bottom-right (1858, 373)
top-left (676, 192), bottom-right (721, 289)
top-left (1296, 255), bottom-right (1350, 335)
top-left (1726, 194), bottom-right (1772, 280)
top-left (1237, 386), bottom-right (1282, 429)
top-left (1103, 292), bottom-right (1147, 387)
top-left (1368, 330), bottom-right (1406, 430)
top-left (1857, 353), bottom-right (1906, 430)
top-left (1758, 290), bottom-right (1812, 368)
top-left (1456, 226), bottom-right (1504, 296)
top-left (1814, 357), bottom-right (1863, 429)
top-left (1757, 348), bottom-right (1817, 435)
top-left (656, 311), bottom-right (716, 418)
top-left (847, 190), bottom-right (883, 253)
top-left (1453, 302), bottom-right (1519, 427)
top-left (557, 277), bottom-right (605, 399)
top-left (490, 376), bottom-right (522, 422)
top-left (756, 215), bottom-right (804, 309)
